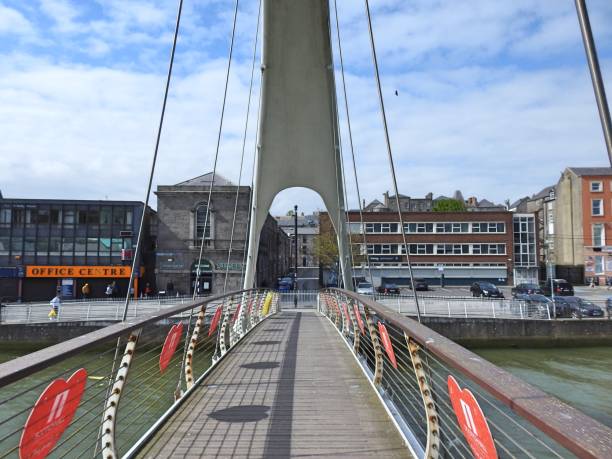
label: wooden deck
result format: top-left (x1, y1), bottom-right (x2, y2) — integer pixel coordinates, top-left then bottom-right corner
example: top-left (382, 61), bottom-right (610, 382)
top-left (137, 310), bottom-right (408, 458)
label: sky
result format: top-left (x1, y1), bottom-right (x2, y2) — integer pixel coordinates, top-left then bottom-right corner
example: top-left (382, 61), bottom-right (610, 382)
top-left (1, 0), bottom-right (611, 215)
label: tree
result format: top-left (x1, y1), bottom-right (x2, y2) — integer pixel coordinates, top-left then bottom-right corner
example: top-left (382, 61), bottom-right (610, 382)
top-left (432, 198), bottom-right (466, 212)
top-left (314, 232), bottom-right (338, 268)
top-left (314, 232), bottom-right (365, 268)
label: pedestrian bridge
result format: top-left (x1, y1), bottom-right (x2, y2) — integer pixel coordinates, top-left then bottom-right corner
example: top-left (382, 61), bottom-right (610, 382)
top-left (0, 289), bottom-right (610, 459)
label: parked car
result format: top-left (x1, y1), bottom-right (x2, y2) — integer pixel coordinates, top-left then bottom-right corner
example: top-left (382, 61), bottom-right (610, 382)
top-left (541, 279), bottom-right (574, 297)
top-left (511, 283), bottom-right (543, 297)
top-left (356, 282), bottom-right (374, 295)
top-left (548, 296), bottom-right (574, 318)
top-left (278, 281), bottom-right (292, 292)
top-left (413, 279), bottom-right (429, 291)
top-left (560, 296), bottom-right (604, 318)
top-left (470, 282), bottom-right (504, 298)
top-left (515, 293), bottom-right (554, 318)
top-left (376, 283), bottom-right (400, 294)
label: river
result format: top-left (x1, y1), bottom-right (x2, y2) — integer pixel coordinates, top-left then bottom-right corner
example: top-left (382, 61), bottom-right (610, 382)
top-left (475, 346), bottom-right (612, 428)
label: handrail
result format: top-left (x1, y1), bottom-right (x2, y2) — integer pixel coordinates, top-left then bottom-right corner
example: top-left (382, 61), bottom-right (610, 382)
top-left (0, 288), bottom-right (255, 388)
top-left (329, 288), bottom-right (612, 459)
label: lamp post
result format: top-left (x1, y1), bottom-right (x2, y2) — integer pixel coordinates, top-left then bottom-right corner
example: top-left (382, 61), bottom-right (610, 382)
top-left (294, 205), bottom-right (298, 308)
top-left (544, 241), bottom-right (556, 319)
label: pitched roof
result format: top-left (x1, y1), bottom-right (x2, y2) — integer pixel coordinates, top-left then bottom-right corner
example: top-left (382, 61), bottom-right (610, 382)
top-left (568, 167), bottom-right (612, 177)
top-left (531, 185), bottom-right (555, 200)
top-left (477, 199), bottom-right (501, 208)
top-left (174, 172), bottom-right (235, 187)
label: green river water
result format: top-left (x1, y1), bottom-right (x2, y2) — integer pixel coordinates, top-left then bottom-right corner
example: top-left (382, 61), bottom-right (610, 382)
top-left (475, 346), bottom-right (612, 428)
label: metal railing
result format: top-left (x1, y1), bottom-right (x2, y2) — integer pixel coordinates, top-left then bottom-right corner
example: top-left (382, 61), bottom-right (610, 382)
top-left (0, 295), bottom-right (212, 324)
top-left (319, 288), bottom-right (612, 459)
top-left (373, 293), bottom-right (553, 320)
top-left (0, 289), bottom-right (278, 459)
top-left (276, 290), bottom-right (319, 309)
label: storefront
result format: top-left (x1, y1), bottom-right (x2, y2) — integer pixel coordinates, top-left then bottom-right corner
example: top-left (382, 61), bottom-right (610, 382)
top-left (24, 265), bottom-right (135, 301)
top-left (191, 260), bottom-right (213, 295)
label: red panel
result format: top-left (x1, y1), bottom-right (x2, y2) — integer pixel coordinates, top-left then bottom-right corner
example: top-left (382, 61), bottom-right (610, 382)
top-left (208, 305), bottom-right (223, 337)
top-left (20, 368), bottom-right (88, 459)
top-left (354, 304), bottom-right (365, 335)
top-left (377, 322), bottom-right (397, 369)
top-left (448, 375), bottom-right (498, 459)
top-left (159, 322), bottom-right (184, 373)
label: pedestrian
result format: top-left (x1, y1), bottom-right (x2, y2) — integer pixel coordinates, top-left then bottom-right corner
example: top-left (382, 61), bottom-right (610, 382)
top-left (82, 282), bottom-right (91, 299)
top-left (144, 282), bottom-right (152, 298)
top-left (49, 293), bottom-right (61, 320)
top-left (105, 283), bottom-right (113, 300)
top-left (112, 281), bottom-right (119, 298)
top-left (166, 280), bottom-right (174, 294)
top-left (589, 277), bottom-right (595, 288)
top-left (606, 277), bottom-right (612, 291)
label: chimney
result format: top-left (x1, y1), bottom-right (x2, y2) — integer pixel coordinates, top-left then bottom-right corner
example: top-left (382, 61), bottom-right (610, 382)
top-left (362, 198), bottom-right (366, 209)
top-left (425, 192), bottom-right (433, 200)
top-left (383, 191), bottom-right (389, 206)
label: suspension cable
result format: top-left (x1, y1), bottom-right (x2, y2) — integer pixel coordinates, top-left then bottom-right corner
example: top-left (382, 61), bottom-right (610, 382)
top-left (332, 0), bottom-right (374, 288)
top-left (224, 0), bottom-right (262, 294)
top-left (120, 0), bottom-right (184, 320)
top-left (240, 86), bottom-right (262, 289)
top-left (193, 0), bottom-right (241, 300)
top-left (363, 0), bottom-right (422, 321)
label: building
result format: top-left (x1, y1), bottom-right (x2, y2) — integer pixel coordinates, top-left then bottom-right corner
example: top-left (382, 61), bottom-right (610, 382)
top-left (0, 196), bottom-right (155, 302)
top-left (155, 173), bottom-right (291, 294)
top-left (365, 191), bottom-right (506, 213)
top-left (275, 214), bottom-right (319, 267)
top-left (320, 210), bottom-right (517, 286)
top-left (526, 185), bottom-right (556, 273)
top-left (555, 167), bottom-right (612, 285)
top-left (512, 214), bottom-right (539, 284)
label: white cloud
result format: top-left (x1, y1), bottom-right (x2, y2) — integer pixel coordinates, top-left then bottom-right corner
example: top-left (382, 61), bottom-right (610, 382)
top-left (0, 5), bottom-right (35, 37)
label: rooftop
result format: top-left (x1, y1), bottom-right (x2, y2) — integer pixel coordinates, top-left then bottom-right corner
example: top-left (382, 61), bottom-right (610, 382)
top-left (567, 167), bottom-right (612, 177)
top-left (174, 172), bottom-right (236, 187)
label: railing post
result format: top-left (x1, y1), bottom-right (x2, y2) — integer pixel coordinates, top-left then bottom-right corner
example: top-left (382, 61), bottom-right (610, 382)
top-left (397, 295), bottom-right (401, 313)
top-left (405, 334), bottom-right (440, 458)
top-left (519, 301), bottom-right (524, 319)
top-left (86, 303), bottom-right (91, 321)
top-left (447, 300), bottom-right (451, 317)
top-left (101, 329), bottom-right (141, 459)
top-left (492, 302), bottom-right (496, 319)
top-left (464, 301), bottom-right (468, 318)
top-left (364, 304), bottom-right (383, 385)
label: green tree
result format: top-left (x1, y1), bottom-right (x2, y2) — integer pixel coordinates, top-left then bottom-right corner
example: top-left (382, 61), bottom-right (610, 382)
top-left (314, 232), bottom-right (365, 268)
top-left (432, 198), bottom-right (466, 212)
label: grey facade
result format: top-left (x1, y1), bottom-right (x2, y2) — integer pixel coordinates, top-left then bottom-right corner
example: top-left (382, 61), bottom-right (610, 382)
top-left (275, 214), bottom-right (319, 268)
top-left (155, 173), bottom-right (291, 295)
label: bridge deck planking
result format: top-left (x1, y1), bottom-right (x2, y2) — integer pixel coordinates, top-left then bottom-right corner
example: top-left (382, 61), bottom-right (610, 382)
top-left (136, 310), bottom-right (408, 458)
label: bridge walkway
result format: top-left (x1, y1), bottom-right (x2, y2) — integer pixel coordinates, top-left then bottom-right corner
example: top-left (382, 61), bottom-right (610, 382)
top-left (137, 309), bottom-right (407, 458)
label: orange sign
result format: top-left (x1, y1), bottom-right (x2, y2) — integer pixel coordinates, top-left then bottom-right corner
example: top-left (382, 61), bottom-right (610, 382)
top-left (26, 266), bottom-right (132, 278)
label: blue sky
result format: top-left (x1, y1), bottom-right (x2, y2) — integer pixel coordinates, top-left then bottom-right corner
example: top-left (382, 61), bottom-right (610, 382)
top-left (1, 0), bottom-right (611, 214)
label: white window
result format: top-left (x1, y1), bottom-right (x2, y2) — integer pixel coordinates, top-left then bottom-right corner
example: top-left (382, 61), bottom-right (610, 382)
top-left (595, 255), bottom-right (604, 274)
top-left (348, 223), bottom-right (363, 234)
top-left (592, 199), bottom-right (604, 216)
top-left (591, 181), bottom-right (603, 192)
top-left (593, 223), bottom-right (605, 247)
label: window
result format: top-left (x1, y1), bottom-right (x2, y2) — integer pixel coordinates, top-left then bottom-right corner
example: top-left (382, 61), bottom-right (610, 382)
top-left (100, 207), bottom-right (112, 225)
top-left (49, 238), bottom-right (61, 255)
top-left (0, 237), bottom-right (8, 255)
top-left (591, 181), bottom-right (603, 192)
top-left (50, 209), bottom-right (62, 225)
top-left (64, 210), bottom-right (75, 225)
top-left (0, 207), bottom-right (11, 226)
top-left (405, 223), bottom-right (433, 233)
top-left (592, 199), bottom-right (604, 216)
top-left (593, 224), bottom-right (605, 247)
top-left (349, 222), bottom-right (363, 234)
top-left (595, 255), bottom-right (604, 274)
top-left (195, 204), bottom-right (212, 240)
top-left (12, 207), bottom-right (24, 225)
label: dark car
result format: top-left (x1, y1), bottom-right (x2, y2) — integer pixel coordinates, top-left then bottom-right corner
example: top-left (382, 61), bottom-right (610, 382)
top-left (376, 283), bottom-right (400, 294)
top-left (549, 297), bottom-right (574, 318)
top-left (412, 279), bottom-right (429, 291)
top-left (561, 296), bottom-right (604, 318)
top-left (516, 293), bottom-right (554, 318)
top-left (470, 282), bottom-right (504, 298)
top-left (541, 279), bottom-right (574, 297)
top-left (511, 283), bottom-right (543, 296)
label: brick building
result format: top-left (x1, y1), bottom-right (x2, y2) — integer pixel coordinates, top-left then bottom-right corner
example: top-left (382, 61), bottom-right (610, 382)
top-left (320, 210), bottom-right (518, 286)
top-left (555, 167), bottom-right (612, 285)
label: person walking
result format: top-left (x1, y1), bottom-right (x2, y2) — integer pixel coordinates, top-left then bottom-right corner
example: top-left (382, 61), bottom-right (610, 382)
top-left (49, 293), bottom-right (61, 320)
top-left (82, 282), bottom-right (91, 299)
top-left (105, 283), bottom-right (113, 300)
top-left (144, 283), bottom-right (152, 298)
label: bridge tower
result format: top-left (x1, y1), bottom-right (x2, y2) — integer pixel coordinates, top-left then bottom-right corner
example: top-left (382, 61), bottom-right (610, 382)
top-left (243, 0), bottom-right (354, 290)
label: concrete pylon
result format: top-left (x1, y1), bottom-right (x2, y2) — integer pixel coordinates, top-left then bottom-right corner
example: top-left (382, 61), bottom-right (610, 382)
top-left (243, 0), bottom-right (353, 291)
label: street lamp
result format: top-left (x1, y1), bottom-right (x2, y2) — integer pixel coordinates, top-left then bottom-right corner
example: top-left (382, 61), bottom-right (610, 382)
top-left (544, 241), bottom-right (556, 319)
top-left (294, 205), bottom-right (298, 308)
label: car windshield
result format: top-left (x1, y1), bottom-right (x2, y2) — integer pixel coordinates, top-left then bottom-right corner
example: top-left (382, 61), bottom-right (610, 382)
top-left (358, 283), bottom-right (372, 288)
top-left (563, 296), bottom-right (581, 304)
top-left (579, 300), bottom-right (597, 308)
top-left (523, 284), bottom-right (540, 289)
top-left (479, 282), bottom-right (496, 290)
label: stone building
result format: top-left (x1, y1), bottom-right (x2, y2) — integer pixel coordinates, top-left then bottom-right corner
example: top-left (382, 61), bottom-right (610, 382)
top-left (155, 173), bottom-right (291, 294)
top-left (274, 214), bottom-right (319, 267)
